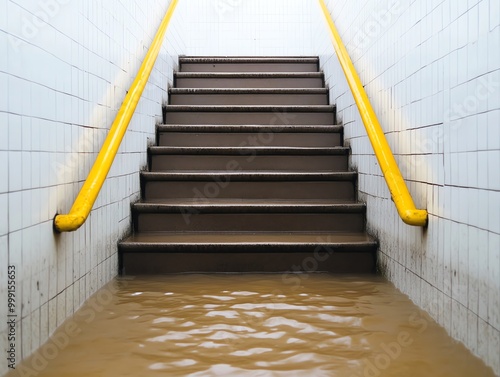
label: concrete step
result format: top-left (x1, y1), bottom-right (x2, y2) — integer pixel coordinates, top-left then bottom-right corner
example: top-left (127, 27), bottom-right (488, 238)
top-left (179, 56), bottom-right (320, 72)
top-left (141, 171), bottom-right (357, 201)
top-left (157, 125), bottom-right (343, 147)
top-left (174, 72), bottom-right (325, 89)
top-left (118, 231), bottom-right (377, 274)
top-left (163, 105), bottom-right (336, 125)
top-left (132, 201), bottom-right (366, 233)
top-left (169, 88), bottom-right (329, 105)
top-left (148, 146), bottom-right (349, 171)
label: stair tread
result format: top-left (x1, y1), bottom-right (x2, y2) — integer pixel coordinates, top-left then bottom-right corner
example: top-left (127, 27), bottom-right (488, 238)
top-left (157, 124), bottom-right (342, 132)
top-left (180, 57), bottom-right (319, 63)
top-left (149, 146), bottom-right (348, 155)
top-left (169, 88), bottom-right (328, 94)
top-left (139, 198), bottom-right (355, 205)
top-left (164, 105), bottom-right (335, 112)
top-left (133, 199), bottom-right (365, 213)
top-left (175, 72), bottom-right (323, 78)
top-left (120, 231), bottom-right (377, 247)
top-left (141, 171), bottom-right (357, 181)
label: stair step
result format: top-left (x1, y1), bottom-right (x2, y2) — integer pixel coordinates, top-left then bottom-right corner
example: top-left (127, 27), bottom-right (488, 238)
top-left (118, 56), bottom-right (376, 276)
top-left (174, 72), bottom-right (324, 89)
top-left (141, 171), bottom-right (358, 181)
top-left (179, 56), bottom-right (319, 72)
top-left (118, 231), bottom-right (377, 274)
top-left (141, 171), bottom-right (357, 201)
top-left (169, 88), bottom-right (328, 105)
top-left (148, 147), bottom-right (349, 172)
top-left (157, 124), bottom-right (342, 132)
top-left (120, 231), bottom-right (376, 250)
top-left (138, 198), bottom-right (356, 205)
top-left (149, 146), bottom-right (349, 155)
top-left (157, 124), bottom-right (343, 147)
top-left (164, 105), bottom-right (336, 125)
top-left (133, 200), bottom-right (365, 229)
top-left (133, 200), bottom-right (365, 212)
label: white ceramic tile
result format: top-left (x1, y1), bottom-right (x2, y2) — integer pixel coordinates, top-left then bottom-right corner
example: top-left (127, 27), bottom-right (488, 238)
top-left (18, 191), bottom-right (29, 232)
top-left (488, 323), bottom-right (500, 375)
top-left (1, 0), bottom-right (499, 374)
top-left (468, 227), bottom-right (479, 312)
top-left (476, 228), bottom-right (490, 323)
top-left (65, 285), bottom-right (74, 317)
top-left (21, 151), bottom-right (31, 191)
top-left (48, 297), bottom-right (57, 336)
top-left (467, 310), bottom-right (478, 354)
top-left (7, 75), bottom-right (29, 116)
top-left (488, 151), bottom-right (500, 191)
top-left (21, 314), bottom-right (32, 358)
top-left (0, 111), bottom-right (8, 151)
top-left (0, 233), bottom-right (7, 321)
top-left (488, 28), bottom-right (500, 73)
top-left (451, 299), bottom-right (462, 340)
top-left (39, 302), bottom-right (48, 345)
top-left (8, 190), bottom-right (23, 233)
top-left (0, 150), bottom-right (8, 195)
top-left (488, 233), bottom-right (500, 330)
top-left (486, 181), bottom-right (499, 228)
top-left (0, 72), bottom-right (9, 115)
top-left (490, 0), bottom-right (500, 31)
top-left (487, 110), bottom-right (500, 150)
top-left (8, 113), bottom-right (22, 152)
top-left (56, 292), bottom-right (66, 328)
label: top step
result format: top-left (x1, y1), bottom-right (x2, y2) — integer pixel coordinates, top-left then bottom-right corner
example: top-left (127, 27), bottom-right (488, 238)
top-left (179, 57), bottom-right (319, 73)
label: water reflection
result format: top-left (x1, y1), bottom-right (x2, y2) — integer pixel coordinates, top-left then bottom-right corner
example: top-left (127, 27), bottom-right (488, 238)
top-left (9, 274), bottom-right (495, 377)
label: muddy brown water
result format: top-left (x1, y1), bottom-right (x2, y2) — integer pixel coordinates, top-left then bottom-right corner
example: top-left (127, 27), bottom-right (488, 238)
top-left (8, 274), bottom-right (495, 376)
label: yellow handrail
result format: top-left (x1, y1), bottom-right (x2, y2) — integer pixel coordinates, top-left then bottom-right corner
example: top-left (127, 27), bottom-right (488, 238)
top-left (54, 0), bottom-right (179, 232)
top-left (318, 0), bottom-right (428, 226)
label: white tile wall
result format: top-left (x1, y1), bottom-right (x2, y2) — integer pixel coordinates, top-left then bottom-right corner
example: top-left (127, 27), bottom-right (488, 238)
top-left (0, 0), bottom-right (185, 375)
top-left (312, 0), bottom-right (500, 374)
top-left (1, 0), bottom-right (498, 375)
top-left (180, 0), bottom-right (315, 57)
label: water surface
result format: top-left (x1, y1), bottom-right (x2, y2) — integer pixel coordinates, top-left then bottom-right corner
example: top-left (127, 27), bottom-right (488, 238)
top-left (9, 274), bottom-right (495, 376)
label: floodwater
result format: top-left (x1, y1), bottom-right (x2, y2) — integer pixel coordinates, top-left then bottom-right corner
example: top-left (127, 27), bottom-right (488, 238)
top-left (9, 274), bottom-right (495, 377)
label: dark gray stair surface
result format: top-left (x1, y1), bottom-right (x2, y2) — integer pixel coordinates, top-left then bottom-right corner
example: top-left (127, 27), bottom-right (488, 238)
top-left (179, 57), bottom-right (319, 72)
top-left (174, 72), bottom-right (325, 88)
top-left (119, 232), bottom-right (376, 275)
top-left (141, 171), bottom-right (358, 201)
top-left (148, 147), bottom-right (349, 172)
top-left (163, 105), bottom-right (336, 125)
top-left (132, 200), bottom-right (366, 233)
top-left (118, 56), bottom-right (377, 275)
top-left (157, 125), bottom-right (343, 147)
top-left (169, 88), bottom-right (329, 105)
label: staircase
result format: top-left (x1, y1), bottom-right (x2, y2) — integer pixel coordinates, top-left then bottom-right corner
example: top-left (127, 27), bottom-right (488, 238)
top-left (118, 57), bottom-right (378, 275)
